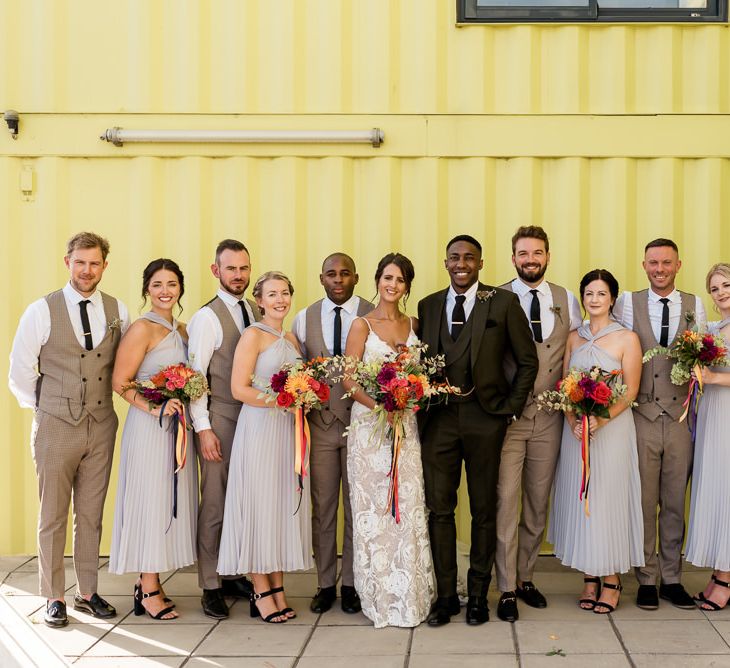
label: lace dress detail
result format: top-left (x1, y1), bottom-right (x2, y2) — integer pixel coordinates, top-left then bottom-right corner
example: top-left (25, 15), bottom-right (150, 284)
top-left (347, 319), bottom-right (436, 628)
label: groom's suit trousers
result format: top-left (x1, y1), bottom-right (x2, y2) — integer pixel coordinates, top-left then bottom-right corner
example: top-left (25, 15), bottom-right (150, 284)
top-left (196, 411), bottom-right (238, 589)
top-left (422, 401), bottom-right (508, 599)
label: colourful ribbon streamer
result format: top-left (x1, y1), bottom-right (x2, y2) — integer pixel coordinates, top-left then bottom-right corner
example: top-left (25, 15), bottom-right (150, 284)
top-left (579, 414), bottom-right (591, 517)
top-left (679, 365), bottom-right (703, 443)
top-left (159, 400), bottom-right (188, 530)
top-left (293, 407), bottom-right (311, 513)
top-left (386, 415), bottom-right (404, 524)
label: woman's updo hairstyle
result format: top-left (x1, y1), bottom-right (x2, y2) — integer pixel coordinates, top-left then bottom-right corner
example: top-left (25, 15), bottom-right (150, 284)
top-left (579, 268), bottom-right (619, 315)
top-left (373, 252), bottom-right (416, 306)
top-left (252, 271), bottom-right (294, 315)
top-left (141, 258), bottom-right (185, 312)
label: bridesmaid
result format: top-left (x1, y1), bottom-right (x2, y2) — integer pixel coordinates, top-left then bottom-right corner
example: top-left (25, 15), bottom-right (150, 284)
top-left (548, 269), bottom-right (644, 614)
top-left (110, 259), bottom-right (197, 620)
top-left (685, 262), bottom-right (730, 611)
top-left (217, 271), bottom-right (313, 624)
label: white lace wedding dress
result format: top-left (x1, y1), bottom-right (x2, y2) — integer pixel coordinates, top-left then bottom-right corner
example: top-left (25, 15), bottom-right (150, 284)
top-left (346, 319), bottom-right (436, 628)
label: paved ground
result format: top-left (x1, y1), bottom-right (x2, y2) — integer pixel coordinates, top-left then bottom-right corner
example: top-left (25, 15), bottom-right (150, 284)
top-left (1, 555), bottom-right (730, 667)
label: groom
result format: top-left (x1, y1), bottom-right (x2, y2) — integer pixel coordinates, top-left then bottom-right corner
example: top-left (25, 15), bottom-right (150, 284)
top-left (418, 234), bottom-right (538, 626)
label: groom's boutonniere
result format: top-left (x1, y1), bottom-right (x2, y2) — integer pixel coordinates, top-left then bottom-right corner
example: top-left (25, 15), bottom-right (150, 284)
top-left (550, 304), bottom-right (563, 323)
top-left (684, 310), bottom-right (696, 328)
top-left (107, 317), bottom-right (122, 332)
top-left (476, 289), bottom-right (496, 303)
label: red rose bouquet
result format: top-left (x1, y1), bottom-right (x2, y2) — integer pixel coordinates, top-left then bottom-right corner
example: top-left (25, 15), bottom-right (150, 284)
top-left (335, 342), bottom-right (459, 522)
top-left (536, 366), bottom-right (631, 515)
top-left (643, 328), bottom-right (729, 441)
top-left (123, 363), bottom-right (209, 522)
top-left (259, 357), bottom-right (332, 506)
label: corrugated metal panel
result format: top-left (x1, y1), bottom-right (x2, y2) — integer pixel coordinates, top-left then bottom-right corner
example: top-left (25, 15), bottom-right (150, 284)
top-left (3, 1), bottom-right (730, 114)
top-left (2, 154), bottom-right (728, 553)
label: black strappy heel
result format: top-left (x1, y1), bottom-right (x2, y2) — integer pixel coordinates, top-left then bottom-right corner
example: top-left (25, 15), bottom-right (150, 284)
top-left (593, 580), bottom-right (622, 614)
top-left (249, 589), bottom-right (287, 623)
top-left (695, 575), bottom-right (730, 611)
top-left (579, 576), bottom-right (601, 610)
top-left (269, 586), bottom-right (296, 618)
top-left (133, 585), bottom-right (176, 620)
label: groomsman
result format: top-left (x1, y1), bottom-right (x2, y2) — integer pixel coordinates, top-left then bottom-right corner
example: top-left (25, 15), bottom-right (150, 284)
top-left (614, 238), bottom-right (706, 610)
top-left (293, 253), bottom-right (373, 614)
top-left (495, 226), bottom-right (582, 622)
top-left (9, 232), bottom-right (129, 627)
top-left (419, 235), bottom-right (538, 626)
top-left (188, 239), bottom-right (261, 619)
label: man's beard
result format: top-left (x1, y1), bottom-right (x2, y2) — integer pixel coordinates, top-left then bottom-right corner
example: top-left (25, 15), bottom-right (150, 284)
top-left (221, 279), bottom-right (248, 296)
top-left (516, 263), bottom-right (548, 283)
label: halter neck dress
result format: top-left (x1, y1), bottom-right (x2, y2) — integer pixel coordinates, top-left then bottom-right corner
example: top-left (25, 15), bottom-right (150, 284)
top-left (110, 311), bottom-right (198, 574)
top-left (685, 319), bottom-right (730, 570)
top-left (346, 317), bottom-right (436, 628)
top-left (217, 322), bottom-right (313, 575)
top-left (547, 321), bottom-right (644, 576)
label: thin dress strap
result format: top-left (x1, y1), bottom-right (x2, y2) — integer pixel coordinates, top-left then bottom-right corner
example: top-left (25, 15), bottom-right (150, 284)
top-left (360, 316), bottom-right (374, 332)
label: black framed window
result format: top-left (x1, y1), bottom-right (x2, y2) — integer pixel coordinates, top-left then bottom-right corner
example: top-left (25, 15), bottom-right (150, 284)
top-left (459, 0), bottom-right (726, 22)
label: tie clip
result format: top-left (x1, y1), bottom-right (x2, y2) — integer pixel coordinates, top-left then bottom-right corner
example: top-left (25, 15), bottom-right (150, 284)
top-left (452, 320), bottom-right (464, 325)
top-left (531, 320), bottom-right (541, 324)
top-left (83, 331), bottom-right (92, 336)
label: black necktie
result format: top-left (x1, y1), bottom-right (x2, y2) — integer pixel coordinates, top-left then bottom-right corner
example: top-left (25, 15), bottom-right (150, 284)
top-left (659, 297), bottom-right (670, 347)
top-left (333, 306), bottom-right (343, 356)
top-left (451, 295), bottom-right (466, 340)
top-left (238, 300), bottom-right (251, 329)
top-left (79, 300), bottom-right (93, 351)
top-left (529, 289), bottom-right (543, 343)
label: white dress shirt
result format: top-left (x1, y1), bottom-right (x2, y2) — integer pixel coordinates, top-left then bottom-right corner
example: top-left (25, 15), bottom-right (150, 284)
top-left (613, 288), bottom-right (707, 342)
top-left (510, 278), bottom-right (583, 338)
top-left (187, 288), bottom-right (256, 432)
top-left (8, 282), bottom-right (130, 409)
top-left (445, 281), bottom-right (480, 331)
top-left (292, 295), bottom-right (362, 354)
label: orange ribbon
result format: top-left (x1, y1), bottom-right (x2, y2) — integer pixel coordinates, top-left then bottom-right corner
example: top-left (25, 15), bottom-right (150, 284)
top-left (386, 415), bottom-right (404, 524)
top-left (579, 414), bottom-right (591, 517)
top-left (294, 407), bottom-right (311, 492)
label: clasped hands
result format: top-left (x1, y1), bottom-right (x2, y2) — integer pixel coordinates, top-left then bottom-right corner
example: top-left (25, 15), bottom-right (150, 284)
top-left (571, 414), bottom-right (609, 440)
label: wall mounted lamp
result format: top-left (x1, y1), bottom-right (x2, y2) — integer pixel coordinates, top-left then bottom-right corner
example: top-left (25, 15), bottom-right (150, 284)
top-left (4, 110), bottom-right (19, 139)
top-left (100, 127), bottom-right (384, 148)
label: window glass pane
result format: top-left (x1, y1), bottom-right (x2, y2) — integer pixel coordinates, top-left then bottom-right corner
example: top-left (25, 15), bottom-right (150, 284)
top-left (477, 0), bottom-right (590, 6)
top-left (600, 0), bottom-right (707, 6)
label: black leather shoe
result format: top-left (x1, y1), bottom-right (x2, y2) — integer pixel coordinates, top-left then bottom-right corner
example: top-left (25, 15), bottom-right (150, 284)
top-left (221, 577), bottom-right (253, 599)
top-left (44, 600), bottom-right (69, 628)
top-left (427, 595), bottom-right (461, 627)
top-left (201, 588), bottom-right (230, 619)
top-left (659, 583), bottom-right (696, 610)
top-left (341, 585), bottom-right (361, 614)
top-left (636, 584), bottom-right (659, 610)
top-left (497, 591), bottom-right (519, 622)
top-left (517, 581), bottom-right (547, 609)
top-left (466, 596), bottom-right (490, 625)
top-left (310, 586), bottom-right (337, 613)
top-left (73, 593), bottom-right (117, 619)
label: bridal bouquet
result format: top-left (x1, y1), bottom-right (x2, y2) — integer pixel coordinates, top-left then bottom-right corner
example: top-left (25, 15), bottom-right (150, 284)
top-left (643, 329), bottom-right (729, 441)
top-left (258, 357), bottom-right (332, 507)
top-left (536, 366), bottom-right (631, 516)
top-left (334, 342), bottom-right (459, 522)
top-left (123, 363), bottom-right (209, 522)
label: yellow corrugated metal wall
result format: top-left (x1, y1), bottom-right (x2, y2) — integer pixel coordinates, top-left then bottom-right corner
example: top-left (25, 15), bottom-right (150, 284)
top-left (1, 0), bottom-right (729, 555)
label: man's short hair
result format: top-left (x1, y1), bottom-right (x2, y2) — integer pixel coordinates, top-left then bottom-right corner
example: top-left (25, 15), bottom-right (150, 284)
top-left (66, 232), bottom-right (110, 261)
top-left (321, 252), bottom-right (356, 273)
top-left (446, 234), bottom-right (482, 254)
top-left (511, 226), bottom-right (550, 254)
top-left (215, 239), bottom-right (249, 264)
top-left (645, 238), bottom-right (679, 254)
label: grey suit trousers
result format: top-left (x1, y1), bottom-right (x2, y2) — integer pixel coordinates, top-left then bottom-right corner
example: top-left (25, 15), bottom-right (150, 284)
top-left (196, 411), bottom-right (238, 590)
top-left (309, 419), bottom-right (354, 589)
top-left (31, 410), bottom-right (117, 599)
top-left (633, 411), bottom-right (693, 586)
top-left (495, 409), bottom-right (562, 593)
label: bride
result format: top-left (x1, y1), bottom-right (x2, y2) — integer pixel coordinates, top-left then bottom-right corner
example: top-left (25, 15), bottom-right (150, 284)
top-left (343, 252), bottom-right (435, 628)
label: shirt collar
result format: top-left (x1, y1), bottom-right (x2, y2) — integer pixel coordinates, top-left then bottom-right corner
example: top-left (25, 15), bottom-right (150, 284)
top-left (511, 277), bottom-right (549, 297)
top-left (648, 288), bottom-right (680, 304)
top-left (217, 287), bottom-right (245, 307)
top-left (63, 281), bottom-right (102, 307)
top-left (323, 295), bottom-right (359, 315)
top-left (448, 281), bottom-right (480, 302)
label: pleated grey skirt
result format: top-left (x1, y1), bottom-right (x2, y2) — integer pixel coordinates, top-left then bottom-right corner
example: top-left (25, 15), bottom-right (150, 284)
top-left (109, 407), bottom-right (198, 574)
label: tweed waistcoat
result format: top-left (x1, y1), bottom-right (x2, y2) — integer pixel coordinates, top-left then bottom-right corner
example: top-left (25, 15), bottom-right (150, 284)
top-left (303, 297), bottom-right (373, 430)
top-left (36, 289), bottom-right (121, 425)
top-left (500, 282), bottom-right (571, 419)
top-left (632, 288), bottom-right (695, 421)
